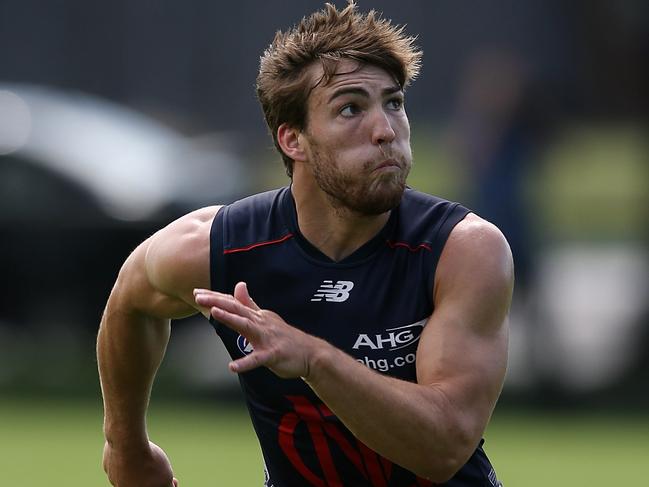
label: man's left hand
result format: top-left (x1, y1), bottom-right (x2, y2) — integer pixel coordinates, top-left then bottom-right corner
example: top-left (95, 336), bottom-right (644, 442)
top-left (194, 282), bottom-right (322, 379)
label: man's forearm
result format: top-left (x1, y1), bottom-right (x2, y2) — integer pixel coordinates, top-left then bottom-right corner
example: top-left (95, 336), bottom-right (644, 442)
top-left (303, 343), bottom-right (474, 482)
top-left (97, 304), bottom-right (171, 447)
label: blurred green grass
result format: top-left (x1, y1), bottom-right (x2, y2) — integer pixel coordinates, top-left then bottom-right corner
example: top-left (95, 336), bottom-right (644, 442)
top-left (1, 398), bottom-right (647, 486)
top-left (485, 410), bottom-right (649, 486)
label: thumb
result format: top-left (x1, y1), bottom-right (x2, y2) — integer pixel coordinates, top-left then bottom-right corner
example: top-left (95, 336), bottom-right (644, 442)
top-left (234, 282), bottom-right (260, 311)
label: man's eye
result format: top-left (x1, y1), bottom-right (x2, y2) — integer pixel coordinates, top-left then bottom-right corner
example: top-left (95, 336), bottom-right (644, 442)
top-left (387, 98), bottom-right (403, 110)
top-left (340, 104), bottom-right (360, 117)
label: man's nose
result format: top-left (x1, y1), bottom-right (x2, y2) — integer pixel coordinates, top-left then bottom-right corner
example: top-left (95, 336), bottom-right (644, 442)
top-left (370, 109), bottom-right (396, 146)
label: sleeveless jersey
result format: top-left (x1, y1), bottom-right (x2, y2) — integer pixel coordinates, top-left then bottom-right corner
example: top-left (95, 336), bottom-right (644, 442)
top-left (209, 186), bottom-right (501, 487)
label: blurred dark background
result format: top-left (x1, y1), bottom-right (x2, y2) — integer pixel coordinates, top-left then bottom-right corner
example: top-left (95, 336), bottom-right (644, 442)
top-left (1, 0), bottom-right (648, 409)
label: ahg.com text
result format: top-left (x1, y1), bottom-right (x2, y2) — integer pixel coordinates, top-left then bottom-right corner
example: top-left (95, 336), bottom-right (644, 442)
top-left (356, 353), bottom-right (416, 372)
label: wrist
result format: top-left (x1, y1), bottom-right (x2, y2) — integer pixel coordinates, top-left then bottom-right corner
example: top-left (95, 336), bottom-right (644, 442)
top-left (105, 436), bottom-right (151, 457)
top-left (302, 337), bottom-right (336, 385)
top-left (104, 420), bottom-right (148, 450)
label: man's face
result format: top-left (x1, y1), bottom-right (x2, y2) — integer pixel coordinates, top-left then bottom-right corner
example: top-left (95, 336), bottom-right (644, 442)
top-left (300, 59), bottom-right (412, 216)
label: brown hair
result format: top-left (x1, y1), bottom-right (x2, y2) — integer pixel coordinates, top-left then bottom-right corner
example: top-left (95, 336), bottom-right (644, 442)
top-left (256, 1), bottom-right (422, 177)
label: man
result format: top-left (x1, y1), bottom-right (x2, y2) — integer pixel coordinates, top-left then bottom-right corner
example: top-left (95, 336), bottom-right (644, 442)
top-left (97, 2), bottom-right (513, 486)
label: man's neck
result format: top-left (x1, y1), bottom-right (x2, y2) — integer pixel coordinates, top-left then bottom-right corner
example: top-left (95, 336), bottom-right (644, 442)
top-left (291, 177), bottom-right (390, 262)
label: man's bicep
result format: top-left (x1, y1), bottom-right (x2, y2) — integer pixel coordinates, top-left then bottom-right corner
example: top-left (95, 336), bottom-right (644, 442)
top-left (108, 237), bottom-right (193, 321)
top-left (415, 304), bottom-right (508, 411)
top-left (113, 206), bottom-right (219, 320)
top-left (415, 215), bottom-right (513, 437)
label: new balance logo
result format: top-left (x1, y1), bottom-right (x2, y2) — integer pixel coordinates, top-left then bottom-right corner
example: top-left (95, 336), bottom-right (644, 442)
top-left (488, 468), bottom-right (502, 487)
top-left (311, 280), bottom-right (354, 302)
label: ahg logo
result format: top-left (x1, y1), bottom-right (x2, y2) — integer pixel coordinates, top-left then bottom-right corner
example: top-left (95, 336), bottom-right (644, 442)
top-left (311, 280), bottom-right (354, 302)
top-left (352, 318), bottom-right (427, 351)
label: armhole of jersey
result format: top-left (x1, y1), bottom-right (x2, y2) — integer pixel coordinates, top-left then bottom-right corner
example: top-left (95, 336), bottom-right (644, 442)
top-left (427, 202), bottom-right (471, 295)
top-left (209, 206), bottom-right (227, 330)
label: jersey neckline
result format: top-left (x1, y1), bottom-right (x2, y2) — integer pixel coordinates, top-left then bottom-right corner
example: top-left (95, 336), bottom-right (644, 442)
top-left (279, 185), bottom-right (398, 266)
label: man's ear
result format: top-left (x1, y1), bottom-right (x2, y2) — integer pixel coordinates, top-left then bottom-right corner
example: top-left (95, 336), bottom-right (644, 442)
top-left (277, 123), bottom-right (307, 162)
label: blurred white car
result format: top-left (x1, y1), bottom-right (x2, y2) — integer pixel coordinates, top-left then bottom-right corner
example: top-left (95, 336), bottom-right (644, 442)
top-left (0, 82), bottom-right (249, 222)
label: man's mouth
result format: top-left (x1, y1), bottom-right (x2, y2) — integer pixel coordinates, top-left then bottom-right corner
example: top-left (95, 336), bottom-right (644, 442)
top-left (373, 159), bottom-right (401, 171)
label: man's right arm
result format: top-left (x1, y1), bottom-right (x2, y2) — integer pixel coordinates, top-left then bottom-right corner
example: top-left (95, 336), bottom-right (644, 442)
top-left (97, 206), bottom-right (219, 487)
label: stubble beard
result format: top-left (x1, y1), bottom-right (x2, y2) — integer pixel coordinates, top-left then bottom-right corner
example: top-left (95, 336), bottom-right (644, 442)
top-left (309, 142), bottom-right (411, 216)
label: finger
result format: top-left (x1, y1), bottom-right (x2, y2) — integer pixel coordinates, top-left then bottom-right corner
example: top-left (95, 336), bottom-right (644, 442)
top-left (210, 305), bottom-right (259, 338)
top-left (193, 288), bottom-right (209, 296)
top-left (229, 349), bottom-right (273, 373)
top-left (196, 293), bottom-right (254, 319)
top-left (193, 289), bottom-right (236, 315)
top-left (234, 282), bottom-right (260, 311)
top-left (193, 288), bottom-right (230, 300)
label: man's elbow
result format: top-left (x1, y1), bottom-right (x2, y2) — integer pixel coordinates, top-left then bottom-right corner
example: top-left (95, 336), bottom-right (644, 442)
top-left (414, 455), bottom-right (468, 483)
top-left (416, 455), bottom-right (468, 484)
top-left (414, 422), bottom-right (480, 483)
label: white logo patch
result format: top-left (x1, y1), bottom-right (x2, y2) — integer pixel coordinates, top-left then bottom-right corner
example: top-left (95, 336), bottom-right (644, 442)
top-left (311, 280), bottom-right (354, 302)
top-left (352, 318), bottom-right (428, 351)
top-left (236, 335), bottom-right (254, 355)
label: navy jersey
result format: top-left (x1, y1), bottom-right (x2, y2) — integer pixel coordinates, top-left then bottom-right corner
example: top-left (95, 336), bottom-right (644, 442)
top-left (209, 186), bottom-right (501, 487)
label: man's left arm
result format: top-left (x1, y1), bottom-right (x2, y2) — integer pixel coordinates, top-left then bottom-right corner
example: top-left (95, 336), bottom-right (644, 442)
top-left (194, 214), bottom-right (513, 483)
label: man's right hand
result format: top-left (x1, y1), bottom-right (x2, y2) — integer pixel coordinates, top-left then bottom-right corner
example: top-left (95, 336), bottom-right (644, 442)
top-left (103, 440), bottom-right (178, 487)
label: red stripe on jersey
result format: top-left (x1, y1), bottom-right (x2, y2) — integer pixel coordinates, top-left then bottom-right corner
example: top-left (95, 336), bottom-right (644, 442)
top-left (358, 441), bottom-right (388, 487)
top-left (322, 423), bottom-right (367, 480)
top-left (416, 477), bottom-right (437, 486)
top-left (386, 240), bottom-right (432, 252)
top-left (224, 233), bottom-right (294, 254)
top-left (380, 455), bottom-right (393, 481)
top-left (278, 412), bottom-right (327, 487)
top-left (288, 396), bottom-right (343, 487)
top-left (318, 403), bottom-right (368, 480)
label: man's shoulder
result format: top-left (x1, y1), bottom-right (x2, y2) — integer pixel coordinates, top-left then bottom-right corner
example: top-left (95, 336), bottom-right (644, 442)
top-left (218, 186), bottom-right (292, 250)
top-left (435, 213), bottom-right (514, 318)
top-left (445, 213), bottom-right (512, 265)
top-left (226, 186), bottom-right (288, 214)
top-left (395, 189), bottom-right (471, 247)
top-left (401, 187), bottom-right (452, 205)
